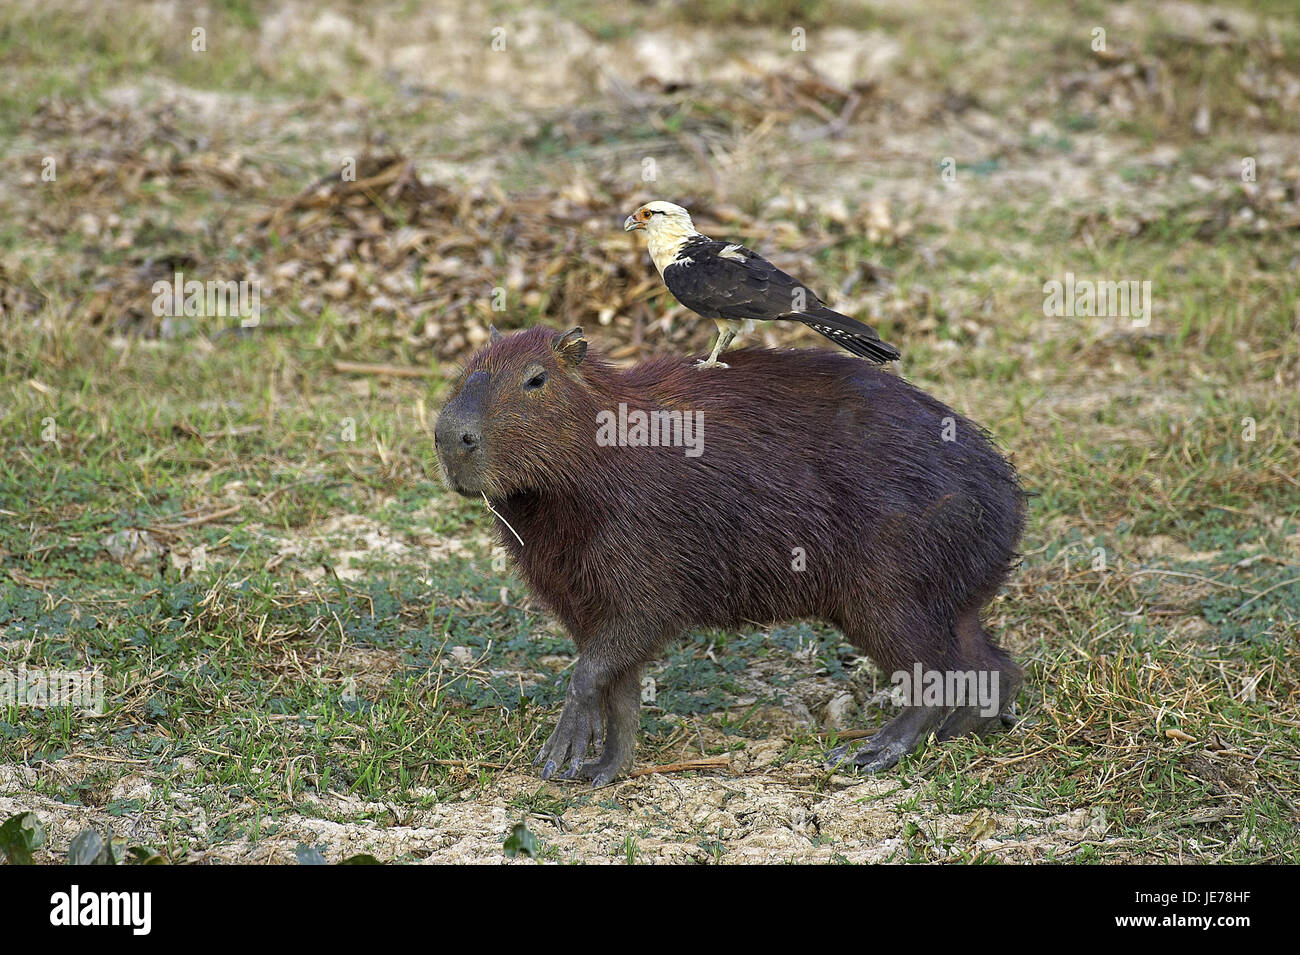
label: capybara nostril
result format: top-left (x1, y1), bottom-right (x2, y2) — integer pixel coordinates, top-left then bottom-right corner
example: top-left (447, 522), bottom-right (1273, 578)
top-left (460, 431), bottom-right (479, 452)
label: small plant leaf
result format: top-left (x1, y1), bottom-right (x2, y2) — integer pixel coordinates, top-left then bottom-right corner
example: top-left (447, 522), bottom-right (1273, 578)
top-left (68, 828), bottom-right (115, 865)
top-left (503, 821), bottom-right (537, 859)
top-left (127, 846), bottom-right (167, 865)
top-left (0, 812), bottom-right (46, 865)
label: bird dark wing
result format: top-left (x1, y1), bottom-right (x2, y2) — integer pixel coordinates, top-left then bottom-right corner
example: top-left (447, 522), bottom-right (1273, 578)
top-left (663, 239), bottom-right (900, 363)
top-left (663, 240), bottom-right (809, 322)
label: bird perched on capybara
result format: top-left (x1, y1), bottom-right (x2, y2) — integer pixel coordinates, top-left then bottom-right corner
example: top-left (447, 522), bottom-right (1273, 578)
top-left (435, 325), bottom-right (1024, 786)
top-left (623, 200), bottom-right (900, 368)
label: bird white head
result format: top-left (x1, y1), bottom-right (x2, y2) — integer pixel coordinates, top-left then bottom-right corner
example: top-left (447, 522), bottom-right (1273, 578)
top-left (623, 201), bottom-right (700, 273)
top-left (623, 200), bottom-right (694, 233)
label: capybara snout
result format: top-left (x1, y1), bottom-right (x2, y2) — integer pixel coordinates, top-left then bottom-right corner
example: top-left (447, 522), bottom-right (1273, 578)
top-left (434, 370), bottom-right (490, 495)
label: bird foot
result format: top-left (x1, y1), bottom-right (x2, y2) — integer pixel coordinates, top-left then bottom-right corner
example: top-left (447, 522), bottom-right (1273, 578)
top-left (695, 358), bottom-right (729, 370)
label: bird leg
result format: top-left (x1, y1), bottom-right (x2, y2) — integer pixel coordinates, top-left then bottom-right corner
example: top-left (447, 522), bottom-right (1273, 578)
top-left (696, 328), bottom-right (736, 370)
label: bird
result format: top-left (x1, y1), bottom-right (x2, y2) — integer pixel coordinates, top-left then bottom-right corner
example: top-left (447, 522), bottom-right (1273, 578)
top-left (623, 200), bottom-right (900, 369)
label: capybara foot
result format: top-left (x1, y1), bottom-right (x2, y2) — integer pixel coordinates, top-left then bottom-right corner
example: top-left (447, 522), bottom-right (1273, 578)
top-left (575, 672), bottom-right (641, 786)
top-left (535, 698), bottom-right (604, 781)
top-left (825, 734), bottom-right (911, 774)
top-left (574, 738), bottom-right (635, 788)
top-left (936, 705), bottom-right (1016, 741)
top-left (826, 706), bottom-right (947, 773)
top-left (937, 671), bottom-right (1020, 740)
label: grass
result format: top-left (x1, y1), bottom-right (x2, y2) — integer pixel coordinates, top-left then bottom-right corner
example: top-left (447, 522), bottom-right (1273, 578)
top-left (0, 0), bottom-right (1297, 864)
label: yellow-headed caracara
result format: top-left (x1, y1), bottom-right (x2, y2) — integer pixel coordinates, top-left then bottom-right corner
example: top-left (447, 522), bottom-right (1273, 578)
top-left (624, 200), bottom-right (901, 369)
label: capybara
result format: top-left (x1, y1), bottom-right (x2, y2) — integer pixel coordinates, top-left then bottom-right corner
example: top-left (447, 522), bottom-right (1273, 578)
top-left (435, 325), bottom-right (1025, 786)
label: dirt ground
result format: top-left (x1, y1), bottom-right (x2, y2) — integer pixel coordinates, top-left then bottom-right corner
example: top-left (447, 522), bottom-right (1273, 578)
top-left (2, 756), bottom-right (1118, 864)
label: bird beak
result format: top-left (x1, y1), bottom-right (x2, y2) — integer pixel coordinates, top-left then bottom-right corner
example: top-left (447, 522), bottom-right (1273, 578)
top-left (623, 215), bottom-right (641, 232)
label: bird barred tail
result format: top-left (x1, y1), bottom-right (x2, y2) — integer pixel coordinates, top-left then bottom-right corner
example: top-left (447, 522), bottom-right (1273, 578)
top-left (799, 308), bottom-right (901, 363)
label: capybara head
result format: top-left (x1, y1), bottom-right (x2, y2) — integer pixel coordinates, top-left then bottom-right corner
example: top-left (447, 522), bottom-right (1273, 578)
top-left (435, 325), bottom-right (596, 498)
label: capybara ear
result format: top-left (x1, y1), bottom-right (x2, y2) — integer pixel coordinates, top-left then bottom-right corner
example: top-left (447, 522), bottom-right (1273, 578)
top-left (489, 323), bottom-right (503, 343)
top-left (553, 327), bottom-right (587, 368)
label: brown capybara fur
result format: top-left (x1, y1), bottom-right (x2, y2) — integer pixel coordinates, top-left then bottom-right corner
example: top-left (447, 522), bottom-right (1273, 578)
top-left (435, 325), bottom-right (1025, 785)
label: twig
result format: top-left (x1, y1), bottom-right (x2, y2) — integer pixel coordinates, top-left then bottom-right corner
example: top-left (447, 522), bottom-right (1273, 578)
top-left (1269, 466), bottom-right (1300, 490)
top-left (332, 360), bottom-right (433, 379)
top-left (482, 493), bottom-right (524, 547)
top-left (1263, 777), bottom-right (1299, 820)
top-left (1128, 568), bottom-right (1255, 592)
top-left (151, 503), bottom-right (244, 533)
top-left (627, 756), bottom-right (731, 779)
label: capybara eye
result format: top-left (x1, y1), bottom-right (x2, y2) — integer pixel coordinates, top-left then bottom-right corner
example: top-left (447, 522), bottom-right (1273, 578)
top-left (524, 370), bottom-right (547, 390)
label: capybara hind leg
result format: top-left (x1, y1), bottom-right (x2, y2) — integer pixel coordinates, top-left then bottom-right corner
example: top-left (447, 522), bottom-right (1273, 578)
top-left (536, 656), bottom-right (609, 780)
top-left (827, 613), bottom-right (954, 772)
top-left (937, 613), bottom-right (1021, 741)
top-left (575, 668), bottom-right (641, 787)
top-left (826, 705), bottom-right (948, 773)
top-left (936, 706), bottom-right (1013, 740)
top-left (937, 667), bottom-right (1021, 740)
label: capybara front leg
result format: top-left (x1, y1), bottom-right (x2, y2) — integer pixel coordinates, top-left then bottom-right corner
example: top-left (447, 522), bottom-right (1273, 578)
top-left (536, 656), bottom-right (609, 781)
top-left (826, 704), bottom-right (948, 773)
top-left (575, 668), bottom-right (642, 787)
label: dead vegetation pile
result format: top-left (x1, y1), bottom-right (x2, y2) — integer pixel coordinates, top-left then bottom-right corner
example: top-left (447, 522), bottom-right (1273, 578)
top-left (7, 4), bottom-right (1296, 362)
top-left (8, 64), bottom-right (910, 363)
